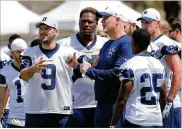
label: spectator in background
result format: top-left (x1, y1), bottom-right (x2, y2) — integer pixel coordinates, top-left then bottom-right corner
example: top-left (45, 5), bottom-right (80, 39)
top-left (168, 17), bottom-right (181, 58)
top-left (168, 17), bottom-right (181, 43)
top-left (124, 19), bottom-right (141, 36)
top-left (30, 39), bottom-right (41, 47)
top-left (160, 20), bottom-right (171, 36)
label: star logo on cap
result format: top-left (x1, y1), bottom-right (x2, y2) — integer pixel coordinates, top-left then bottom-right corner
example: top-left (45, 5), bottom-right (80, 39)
top-left (144, 10), bottom-right (148, 14)
top-left (42, 17), bottom-right (47, 21)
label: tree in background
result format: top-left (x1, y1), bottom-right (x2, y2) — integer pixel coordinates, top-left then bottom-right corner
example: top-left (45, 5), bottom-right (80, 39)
top-left (163, 1), bottom-right (181, 20)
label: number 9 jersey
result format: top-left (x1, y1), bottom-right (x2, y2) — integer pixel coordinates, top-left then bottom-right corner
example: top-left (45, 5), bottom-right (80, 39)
top-left (0, 63), bottom-right (27, 120)
top-left (20, 43), bottom-right (78, 115)
top-left (119, 53), bottom-right (165, 126)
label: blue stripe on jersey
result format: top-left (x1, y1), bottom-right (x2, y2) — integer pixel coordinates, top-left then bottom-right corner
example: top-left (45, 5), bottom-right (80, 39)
top-left (40, 43), bottom-right (60, 58)
top-left (161, 45), bottom-right (180, 56)
top-left (151, 34), bottom-right (163, 42)
top-left (85, 34), bottom-right (133, 103)
top-left (150, 45), bottom-right (180, 59)
top-left (0, 60), bottom-right (12, 69)
top-left (0, 74), bottom-right (6, 84)
top-left (118, 69), bottom-right (134, 79)
top-left (150, 50), bottom-right (163, 59)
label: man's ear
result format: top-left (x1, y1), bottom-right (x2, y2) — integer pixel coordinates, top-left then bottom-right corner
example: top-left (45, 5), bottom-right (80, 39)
top-left (175, 29), bottom-right (181, 35)
top-left (55, 29), bottom-right (59, 36)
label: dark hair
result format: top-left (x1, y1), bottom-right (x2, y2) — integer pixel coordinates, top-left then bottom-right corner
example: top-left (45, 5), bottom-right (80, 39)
top-left (132, 28), bottom-right (151, 51)
top-left (79, 7), bottom-right (101, 22)
top-left (8, 34), bottom-right (21, 44)
top-left (8, 34), bottom-right (21, 49)
top-left (30, 39), bottom-right (41, 47)
top-left (167, 17), bottom-right (181, 31)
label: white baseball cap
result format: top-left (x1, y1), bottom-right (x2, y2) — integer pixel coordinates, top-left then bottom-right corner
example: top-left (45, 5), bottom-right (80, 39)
top-left (98, 6), bottom-right (127, 22)
top-left (126, 18), bottom-right (141, 28)
top-left (137, 8), bottom-right (160, 22)
top-left (35, 17), bottom-right (58, 29)
top-left (11, 38), bottom-right (28, 51)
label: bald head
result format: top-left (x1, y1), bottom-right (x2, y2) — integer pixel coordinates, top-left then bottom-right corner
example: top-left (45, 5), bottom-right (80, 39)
top-left (160, 20), bottom-right (171, 36)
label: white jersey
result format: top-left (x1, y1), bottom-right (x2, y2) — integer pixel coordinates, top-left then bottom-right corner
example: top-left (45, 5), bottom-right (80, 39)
top-left (0, 51), bottom-right (11, 69)
top-left (0, 62), bottom-right (27, 120)
top-left (21, 43), bottom-right (77, 114)
top-left (119, 53), bottom-right (165, 126)
top-left (57, 34), bottom-right (107, 109)
top-left (0, 51), bottom-right (11, 110)
top-left (147, 34), bottom-right (181, 108)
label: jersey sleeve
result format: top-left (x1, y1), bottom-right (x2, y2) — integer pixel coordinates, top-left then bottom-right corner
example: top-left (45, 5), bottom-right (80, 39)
top-left (57, 37), bottom-right (70, 47)
top-left (0, 74), bottom-right (7, 87)
top-left (149, 37), bottom-right (181, 59)
top-left (118, 61), bottom-right (134, 81)
top-left (20, 49), bottom-right (33, 70)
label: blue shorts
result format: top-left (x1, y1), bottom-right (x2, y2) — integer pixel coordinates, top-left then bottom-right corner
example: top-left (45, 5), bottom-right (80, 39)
top-left (69, 108), bottom-right (95, 127)
top-left (1, 109), bottom-right (9, 128)
top-left (163, 107), bottom-right (181, 128)
top-left (25, 113), bottom-right (71, 128)
top-left (7, 124), bottom-right (24, 128)
top-left (123, 119), bottom-right (162, 128)
top-left (94, 102), bottom-right (123, 128)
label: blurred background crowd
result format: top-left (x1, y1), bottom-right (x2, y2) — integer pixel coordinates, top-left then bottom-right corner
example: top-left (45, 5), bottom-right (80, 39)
top-left (0, 0), bottom-right (181, 53)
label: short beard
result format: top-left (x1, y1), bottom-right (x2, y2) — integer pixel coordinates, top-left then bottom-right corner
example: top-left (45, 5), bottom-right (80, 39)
top-left (41, 36), bottom-right (55, 44)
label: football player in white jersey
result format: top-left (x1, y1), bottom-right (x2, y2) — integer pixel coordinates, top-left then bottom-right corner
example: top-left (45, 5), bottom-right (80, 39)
top-left (57, 7), bottom-right (107, 127)
top-left (0, 34), bottom-right (21, 128)
top-left (110, 28), bottom-right (165, 127)
top-left (0, 51), bottom-right (11, 128)
top-left (20, 17), bottom-right (78, 128)
top-left (137, 8), bottom-right (181, 128)
top-left (0, 38), bottom-right (28, 127)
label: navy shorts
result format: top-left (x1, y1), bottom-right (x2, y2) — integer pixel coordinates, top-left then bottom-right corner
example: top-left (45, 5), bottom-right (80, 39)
top-left (69, 108), bottom-right (95, 127)
top-left (94, 102), bottom-right (123, 128)
top-left (25, 113), bottom-right (71, 128)
top-left (163, 107), bottom-right (181, 128)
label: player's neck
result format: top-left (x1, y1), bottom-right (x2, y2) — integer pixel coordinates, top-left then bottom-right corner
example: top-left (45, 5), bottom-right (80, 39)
top-left (151, 29), bottom-right (162, 41)
top-left (13, 61), bottom-right (20, 69)
top-left (41, 41), bottom-right (56, 50)
top-left (78, 33), bottom-right (95, 45)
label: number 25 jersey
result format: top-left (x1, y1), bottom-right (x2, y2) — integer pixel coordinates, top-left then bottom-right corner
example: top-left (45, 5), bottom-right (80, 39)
top-left (119, 53), bottom-right (165, 126)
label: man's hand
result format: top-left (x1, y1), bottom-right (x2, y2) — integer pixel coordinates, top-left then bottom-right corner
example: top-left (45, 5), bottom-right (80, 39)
top-left (162, 98), bottom-right (173, 119)
top-left (31, 57), bottom-right (47, 73)
top-left (66, 52), bottom-right (78, 69)
top-left (80, 62), bottom-right (91, 73)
